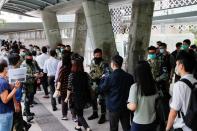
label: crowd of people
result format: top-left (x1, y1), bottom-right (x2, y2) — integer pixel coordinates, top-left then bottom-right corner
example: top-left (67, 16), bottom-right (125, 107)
top-left (0, 39), bottom-right (196, 131)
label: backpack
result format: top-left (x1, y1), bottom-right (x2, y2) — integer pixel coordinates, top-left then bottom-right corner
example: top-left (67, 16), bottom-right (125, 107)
top-left (179, 79), bottom-right (197, 130)
top-left (155, 88), bottom-right (170, 131)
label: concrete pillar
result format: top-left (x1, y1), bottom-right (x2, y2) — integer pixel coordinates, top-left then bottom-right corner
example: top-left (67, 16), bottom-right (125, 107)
top-left (72, 7), bottom-right (87, 56)
top-left (82, 0), bottom-right (117, 62)
top-left (41, 10), bottom-right (62, 49)
top-left (127, 0), bottom-right (155, 74)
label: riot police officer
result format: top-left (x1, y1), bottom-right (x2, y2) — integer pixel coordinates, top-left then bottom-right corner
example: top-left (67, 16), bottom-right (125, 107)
top-left (88, 48), bottom-right (106, 124)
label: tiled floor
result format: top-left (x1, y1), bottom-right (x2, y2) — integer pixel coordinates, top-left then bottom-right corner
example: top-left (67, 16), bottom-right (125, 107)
top-left (28, 91), bottom-right (123, 131)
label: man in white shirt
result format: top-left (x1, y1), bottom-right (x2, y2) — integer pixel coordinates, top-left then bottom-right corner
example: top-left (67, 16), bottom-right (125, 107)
top-left (43, 50), bottom-right (59, 111)
top-left (166, 51), bottom-right (197, 131)
top-left (36, 46), bottom-right (50, 98)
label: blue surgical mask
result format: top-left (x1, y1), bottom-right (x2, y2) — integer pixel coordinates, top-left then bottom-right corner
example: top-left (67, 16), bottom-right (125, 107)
top-left (181, 45), bottom-right (189, 50)
top-left (148, 54), bottom-right (156, 60)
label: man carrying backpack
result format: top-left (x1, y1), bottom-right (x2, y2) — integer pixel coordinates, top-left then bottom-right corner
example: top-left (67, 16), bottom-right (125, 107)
top-left (166, 51), bottom-right (197, 131)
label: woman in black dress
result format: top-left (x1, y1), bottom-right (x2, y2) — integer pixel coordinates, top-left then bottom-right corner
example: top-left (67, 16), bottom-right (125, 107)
top-left (65, 54), bottom-right (91, 131)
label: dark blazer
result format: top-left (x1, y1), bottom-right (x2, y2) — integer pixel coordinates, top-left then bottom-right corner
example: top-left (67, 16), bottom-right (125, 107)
top-left (100, 68), bottom-right (134, 112)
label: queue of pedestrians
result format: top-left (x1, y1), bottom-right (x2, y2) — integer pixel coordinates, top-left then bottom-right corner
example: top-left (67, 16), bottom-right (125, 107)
top-left (0, 39), bottom-right (197, 131)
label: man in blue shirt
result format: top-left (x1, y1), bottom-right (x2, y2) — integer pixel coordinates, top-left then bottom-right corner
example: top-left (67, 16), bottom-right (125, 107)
top-left (100, 55), bottom-right (134, 131)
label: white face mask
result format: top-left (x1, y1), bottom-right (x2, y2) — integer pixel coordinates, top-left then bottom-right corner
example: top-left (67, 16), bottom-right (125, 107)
top-left (160, 49), bottom-right (165, 54)
top-left (175, 65), bottom-right (180, 76)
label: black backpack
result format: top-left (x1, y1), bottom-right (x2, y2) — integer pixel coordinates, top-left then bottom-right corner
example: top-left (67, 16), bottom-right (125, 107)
top-left (179, 79), bottom-right (197, 130)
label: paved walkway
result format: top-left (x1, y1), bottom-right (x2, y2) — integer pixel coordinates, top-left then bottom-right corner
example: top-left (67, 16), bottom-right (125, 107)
top-left (26, 91), bottom-right (123, 131)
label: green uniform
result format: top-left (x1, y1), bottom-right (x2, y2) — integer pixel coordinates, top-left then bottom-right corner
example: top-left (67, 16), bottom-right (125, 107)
top-left (148, 59), bottom-right (161, 81)
top-left (21, 60), bottom-right (38, 115)
top-left (89, 59), bottom-right (106, 115)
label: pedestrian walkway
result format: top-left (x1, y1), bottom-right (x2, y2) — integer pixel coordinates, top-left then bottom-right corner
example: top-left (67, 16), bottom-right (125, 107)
top-left (28, 91), bottom-right (122, 131)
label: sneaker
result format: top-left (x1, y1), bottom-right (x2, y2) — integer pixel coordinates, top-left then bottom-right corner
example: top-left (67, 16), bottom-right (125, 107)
top-left (98, 115), bottom-right (106, 124)
top-left (86, 128), bottom-right (92, 131)
top-left (27, 116), bottom-right (34, 122)
top-left (74, 126), bottom-right (82, 131)
top-left (53, 107), bottom-right (57, 111)
top-left (25, 123), bottom-right (32, 131)
top-left (23, 112), bottom-right (35, 116)
top-left (72, 117), bottom-right (78, 122)
top-left (61, 116), bottom-right (68, 120)
top-left (88, 113), bottom-right (98, 120)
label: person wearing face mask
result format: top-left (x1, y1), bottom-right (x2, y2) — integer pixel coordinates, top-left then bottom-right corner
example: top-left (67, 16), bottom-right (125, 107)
top-left (157, 43), bottom-right (175, 96)
top-left (181, 39), bottom-right (191, 51)
top-left (28, 45), bottom-right (33, 52)
top-left (19, 49), bottom-right (26, 61)
top-left (20, 52), bottom-right (41, 122)
top-left (171, 42), bottom-right (182, 82)
top-left (166, 51), bottom-right (197, 131)
top-left (88, 48), bottom-right (107, 124)
top-left (147, 46), bottom-right (161, 81)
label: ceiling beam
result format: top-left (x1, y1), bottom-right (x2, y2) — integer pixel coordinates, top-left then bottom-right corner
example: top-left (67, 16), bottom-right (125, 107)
top-left (1, 7), bottom-right (33, 17)
top-left (35, 0), bottom-right (55, 6)
top-left (153, 11), bottom-right (197, 21)
top-left (6, 2), bottom-right (37, 10)
top-left (3, 5), bottom-right (30, 12)
top-left (11, 0), bottom-right (42, 8)
top-left (2, 7), bottom-right (23, 13)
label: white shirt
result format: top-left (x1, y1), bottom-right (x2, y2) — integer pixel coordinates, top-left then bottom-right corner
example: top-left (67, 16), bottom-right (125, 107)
top-left (170, 74), bottom-right (197, 131)
top-left (36, 53), bottom-right (49, 69)
top-left (43, 57), bottom-right (59, 76)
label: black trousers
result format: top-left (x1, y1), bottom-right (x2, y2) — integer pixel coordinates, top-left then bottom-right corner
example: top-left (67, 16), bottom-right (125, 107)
top-left (61, 96), bottom-right (68, 117)
top-left (13, 104), bottom-right (28, 131)
top-left (91, 94), bottom-right (106, 115)
top-left (76, 108), bottom-right (89, 129)
top-left (24, 92), bottom-right (31, 115)
top-left (42, 73), bottom-right (48, 95)
top-left (48, 76), bottom-right (56, 109)
top-left (109, 110), bottom-right (131, 131)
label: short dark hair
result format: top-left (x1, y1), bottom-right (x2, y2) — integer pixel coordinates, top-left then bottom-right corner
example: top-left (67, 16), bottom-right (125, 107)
top-left (183, 39), bottom-right (191, 46)
top-left (111, 55), bottom-right (123, 68)
top-left (8, 53), bottom-right (20, 66)
top-left (42, 46), bottom-right (47, 53)
top-left (156, 41), bottom-right (162, 46)
top-left (65, 45), bottom-right (71, 48)
top-left (148, 46), bottom-right (156, 51)
top-left (32, 51), bottom-right (37, 56)
top-left (190, 44), bottom-right (197, 49)
top-left (176, 42), bottom-right (182, 48)
top-left (176, 51), bottom-right (196, 73)
top-left (94, 48), bottom-right (102, 54)
top-left (50, 50), bottom-right (57, 57)
top-left (159, 42), bottom-right (167, 48)
top-left (0, 59), bottom-right (8, 72)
